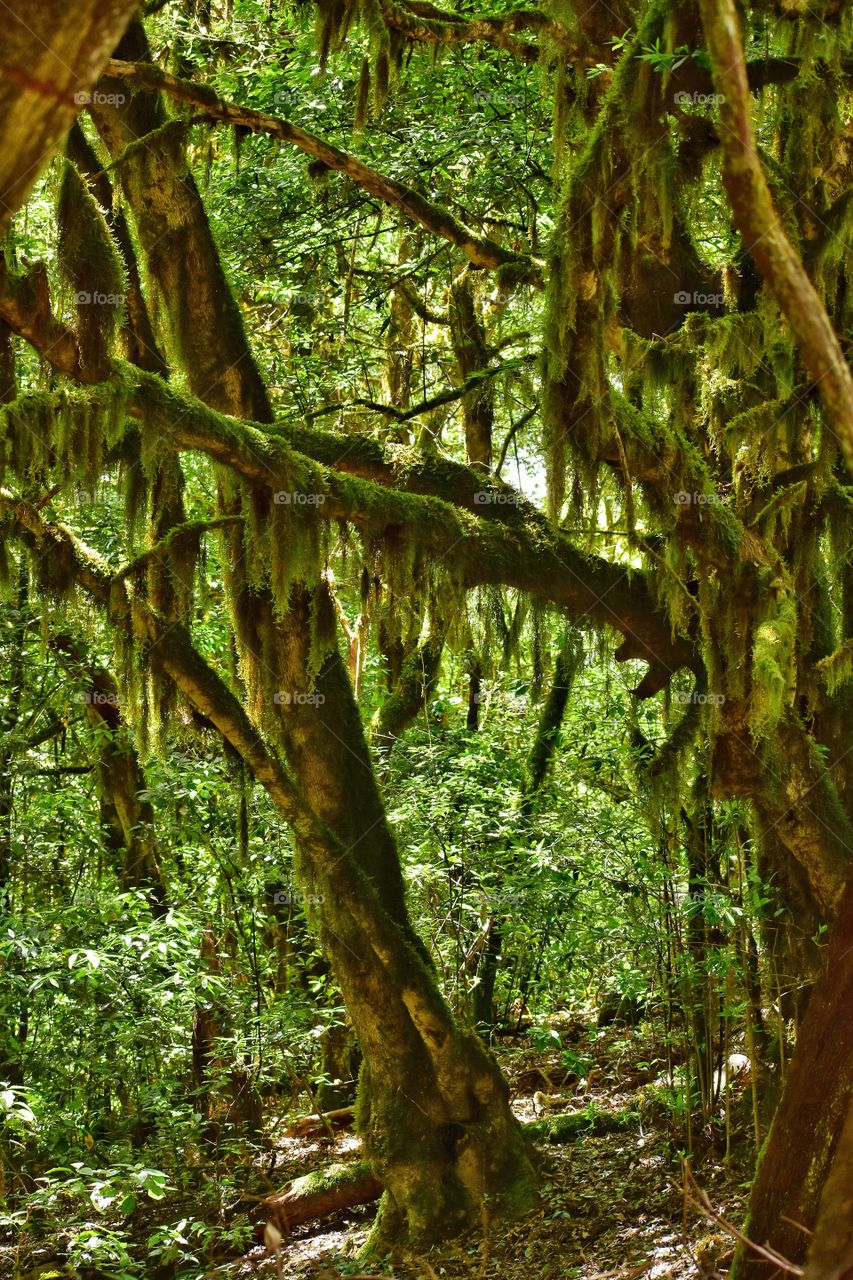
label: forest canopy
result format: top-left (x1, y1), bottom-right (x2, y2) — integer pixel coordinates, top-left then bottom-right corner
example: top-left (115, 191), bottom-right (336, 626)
top-left (0, 0), bottom-right (852, 1277)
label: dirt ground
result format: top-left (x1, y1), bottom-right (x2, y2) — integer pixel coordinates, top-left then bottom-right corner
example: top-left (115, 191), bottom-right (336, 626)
top-left (238, 1027), bottom-right (750, 1280)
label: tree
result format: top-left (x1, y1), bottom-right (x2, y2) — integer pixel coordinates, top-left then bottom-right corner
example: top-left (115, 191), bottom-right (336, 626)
top-left (0, 0), bottom-right (851, 1266)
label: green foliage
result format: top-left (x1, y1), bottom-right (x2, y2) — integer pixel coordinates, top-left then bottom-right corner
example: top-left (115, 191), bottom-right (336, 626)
top-left (0, 0), bottom-right (849, 1267)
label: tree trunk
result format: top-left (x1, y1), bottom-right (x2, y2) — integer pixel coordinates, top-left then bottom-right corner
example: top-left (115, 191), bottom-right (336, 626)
top-left (803, 1098), bottom-right (853, 1280)
top-left (259, 586), bottom-right (538, 1247)
top-left (89, 42), bottom-right (537, 1242)
top-left (449, 274), bottom-right (494, 470)
top-left (733, 875), bottom-right (853, 1278)
top-left (0, 0), bottom-right (140, 235)
top-left (258, 1162), bottom-right (383, 1237)
top-left (51, 633), bottom-right (166, 908)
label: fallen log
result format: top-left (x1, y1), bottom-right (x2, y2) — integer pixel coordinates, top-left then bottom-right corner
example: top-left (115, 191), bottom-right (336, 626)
top-left (253, 1107), bottom-right (639, 1242)
top-left (254, 1160), bottom-right (383, 1240)
top-left (284, 1106), bottom-right (355, 1139)
top-left (526, 1107), bottom-right (638, 1144)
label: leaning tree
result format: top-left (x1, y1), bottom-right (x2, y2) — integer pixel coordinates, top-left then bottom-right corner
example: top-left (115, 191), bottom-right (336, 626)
top-left (0, 0), bottom-right (852, 1268)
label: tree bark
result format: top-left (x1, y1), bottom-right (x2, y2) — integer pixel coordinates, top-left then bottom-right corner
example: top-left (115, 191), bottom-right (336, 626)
top-left (733, 876), bottom-right (853, 1278)
top-left (449, 274), bottom-right (494, 470)
top-left (698, 0), bottom-right (853, 479)
top-left (257, 1161), bottom-right (383, 1237)
top-left (75, 53), bottom-right (538, 1244)
top-left (803, 1098), bottom-right (853, 1280)
top-left (61, 638), bottom-right (166, 908)
top-left (0, 0), bottom-right (140, 234)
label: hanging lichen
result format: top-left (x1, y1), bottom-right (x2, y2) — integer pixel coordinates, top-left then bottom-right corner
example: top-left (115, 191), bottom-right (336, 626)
top-left (750, 582), bottom-right (798, 741)
top-left (57, 161), bottom-right (127, 378)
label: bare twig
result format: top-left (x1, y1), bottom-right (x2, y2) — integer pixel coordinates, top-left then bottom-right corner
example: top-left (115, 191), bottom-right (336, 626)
top-left (681, 1160), bottom-right (804, 1276)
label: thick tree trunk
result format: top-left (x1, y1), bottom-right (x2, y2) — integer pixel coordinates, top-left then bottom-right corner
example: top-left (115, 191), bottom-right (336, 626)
top-left (803, 1098), bottom-right (853, 1280)
top-left (95, 45), bottom-right (536, 1244)
top-left (89, 21), bottom-right (272, 423)
top-left (450, 274), bottom-right (494, 470)
top-left (258, 586), bottom-right (538, 1247)
top-left (0, 0), bottom-right (140, 234)
top-left (733, 876), bottom-right (853, 1279)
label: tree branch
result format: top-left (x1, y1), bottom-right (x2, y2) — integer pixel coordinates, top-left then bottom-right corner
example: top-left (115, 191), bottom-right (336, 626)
top-left (0, 260), bottom-right (696, 691)
top-left (104, 59), bottom-right (542, 284)
top-left (0, 0), bottom-right (140, 234)
top-left (698, 0), bottom-right (853, 479)
top-left (349, 356), bottom-right (533, 422)
top-left (377, 0), bottom-right (583, 61)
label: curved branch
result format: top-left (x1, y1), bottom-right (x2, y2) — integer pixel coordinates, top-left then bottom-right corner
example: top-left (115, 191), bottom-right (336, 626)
top-left (104, 59), bottom-right (542, 284)
top-left (378, 0), bottom-right (584, 60)
top-left (129, 373), bottom-right (697, 688)
top-left (698, 0), bottom-right (853, 479)
top-left (349, 356), bottom-right (532, 422)
top-left (0, 263), bottom-right (696, 690)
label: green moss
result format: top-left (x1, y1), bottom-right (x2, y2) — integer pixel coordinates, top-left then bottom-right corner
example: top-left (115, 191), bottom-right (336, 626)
top-left (750, 585), bottom-right (798, 740)
top-left (57, 161), bottom-right (127, 375)
top-left (525, 1106), bottom-right (639, 1144)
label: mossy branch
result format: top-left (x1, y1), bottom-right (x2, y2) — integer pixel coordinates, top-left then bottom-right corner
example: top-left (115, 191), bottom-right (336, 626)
top-left (113, 515), bottom-right (243, 582)
top-left (697, 0), bottom-right (853, 480)
top-left (105, 58), bottom-right (543, 283)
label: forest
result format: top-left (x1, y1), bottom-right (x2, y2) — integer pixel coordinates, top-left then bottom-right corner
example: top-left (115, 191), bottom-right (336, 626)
top-left (0, 0), bottom-right (851, 1276)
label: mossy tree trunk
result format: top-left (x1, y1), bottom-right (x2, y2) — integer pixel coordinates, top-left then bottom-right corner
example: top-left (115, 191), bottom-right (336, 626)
top-left (238, 583), bottom-right (537, 1246)
top-left (732, 876), bottom-right (853, 1279)
top-left (51, 633), bottom-right (166, 908)
top-left (449, 273), bottom-right (494, 471)
top-left (88, 48), bottom-right (537, 1244)
top-left (0, 0), bottom-right (140, 236)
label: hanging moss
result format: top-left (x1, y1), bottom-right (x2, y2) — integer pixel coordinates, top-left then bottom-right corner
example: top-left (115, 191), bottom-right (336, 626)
top-left (354, 56), bottom-right (371, 131)
top-left (750, 584), bottom-right (798, 740)
top-left (816, 639), bottom-right (853, 696)
top-left (57, 161), bottom-right (127, 377)
top-left (0, 381), bottom-right (131, 499)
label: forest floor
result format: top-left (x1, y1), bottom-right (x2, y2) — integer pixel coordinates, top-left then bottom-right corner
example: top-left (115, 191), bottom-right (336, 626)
top-left (240, 1025), bottom-right (752, 1280)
